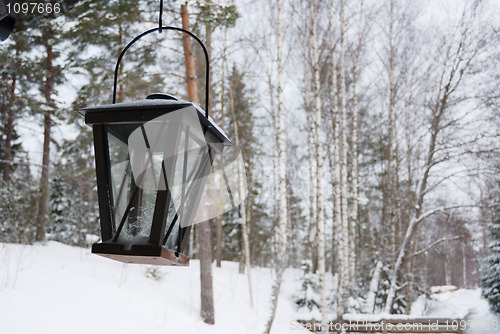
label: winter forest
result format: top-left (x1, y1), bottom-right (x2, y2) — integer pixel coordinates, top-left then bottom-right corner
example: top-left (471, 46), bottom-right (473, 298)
top-left (1, 0), bottom-right (500, 333)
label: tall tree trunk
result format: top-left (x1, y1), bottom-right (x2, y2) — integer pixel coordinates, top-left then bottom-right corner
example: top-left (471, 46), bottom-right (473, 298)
top-left (197, 221), bottom-right (215, 324)
top-left (338, 0), bottom-right (350, 319)
top-left (384, 79), bottom-right (451, 312)
top-left (263, 0), bottom-right (288, 332)
top-left (36, 111), bottom-right (51, 242)
top-left (365, 261), bottom-right (383, 313)
top-left (3, 75), bottom-right (16, 182)
top-left (387, 0), bottom-right (398, 262)
top-left (443, 242), bottom-right (451, 285)
top-left (229, 80), bottom-right (254, 308)
top-left (311, 0), bottom-right (327, 331)
top-left (35, 27), bottom-right (55, 242)
top-left (328, 0), bottom-right (342, 288)
top-left (181, 5), bottom-right (199, 103)
top-left (305, 73), bottom-right (317, 273)
top-left (216, 216), bottom-right (223, 267)
top-left (349, 0), bottom-right (365, 288)
top-left (189, 226), bottom-right (195, 258)
top-left (216, 34), bottom-right (228, 269)
top-left (118, 22), bottom-right (124, 102)
top-left (181, 4), bottom-right (214, 324)
top-left (462, 243), bottom-right (467, 288)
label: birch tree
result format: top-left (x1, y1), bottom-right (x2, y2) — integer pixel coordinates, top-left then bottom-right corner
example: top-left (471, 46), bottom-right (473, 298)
top-left (385, 0), bottom-right (399, 260)
top-left (327, 0), bottom-right (342, 291)
top-left (263, 0), bottom-right (288, 331)
top-left (384, 2), bottom-right (487, 312)
top-left (228, 68), bottom-right (254, 308)
top-left (337, 0), bottom-right (350, 318)
top-left (311, 0), bottom-right (327, 330)
top-left (348, 0), bottom-right (367, 288)
top-left (294, 0), bottom-right (317, 273)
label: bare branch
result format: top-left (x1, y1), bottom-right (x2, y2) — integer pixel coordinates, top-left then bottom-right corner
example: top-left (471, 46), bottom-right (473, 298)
top-left (405, 236), bottom-right (462, 259)
top-left (414, 203), bottom-right (500, 227)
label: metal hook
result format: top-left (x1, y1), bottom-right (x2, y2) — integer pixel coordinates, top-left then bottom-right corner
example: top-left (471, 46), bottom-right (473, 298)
top-left (159, 0), bottom-right (163, 33)
top-left (112, 26), bottom-right (210, 120)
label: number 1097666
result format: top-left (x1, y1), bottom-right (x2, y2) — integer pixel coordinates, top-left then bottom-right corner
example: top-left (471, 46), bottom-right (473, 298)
top-left (6, 2), bottom-right (61, 14)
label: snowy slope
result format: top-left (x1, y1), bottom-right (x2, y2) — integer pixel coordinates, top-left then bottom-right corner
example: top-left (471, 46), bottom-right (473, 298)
top-left (0, 242), bottom-right (309, 334)
top-left (1, 242), bottom-right (498, 334)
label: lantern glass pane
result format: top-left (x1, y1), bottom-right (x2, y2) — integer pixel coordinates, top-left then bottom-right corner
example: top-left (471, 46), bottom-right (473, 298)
top-left (107, 125), bottom-right (161, 242)
top-left (127, 107), bottom-right (218, 231)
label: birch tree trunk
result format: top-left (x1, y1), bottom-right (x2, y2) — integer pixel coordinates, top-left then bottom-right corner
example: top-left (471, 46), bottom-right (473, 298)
top-left (229, 82), bottom-right (254, 308)
top-left (338, 0), bottom-right (350, 319)
top-left (216, 31), bottom-right (229, 269)
top-left (263, 0), bottom-right (288, 332)
top-left (181, 4), bottom-right (214, 324)
top-left (311, 0), bottom-right (327, 331)
top-left (365, 261), bottom-right (383, 313)
top-left (328, 0), bottom-right (342, 315)
top-left (387, 0), bottom-right (398, 262)
top-left (384, 95), bottom-right (440, 314)
top-left (349, 0), bottom-right (365, 289)
top-left (305, 72), bottom-right (317, 272)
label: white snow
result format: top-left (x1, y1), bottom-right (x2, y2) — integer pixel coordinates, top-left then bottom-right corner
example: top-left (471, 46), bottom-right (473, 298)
top-left (0, 241), bottom-right (304, 334)
top-left (430, 285), bottom-right (458, 294)
top-left (343, 313), bottom-right (412, 321)
top-left (1, 242), bottom-right (498, 333)
top-left (411, 288), bottom-right (500, 334)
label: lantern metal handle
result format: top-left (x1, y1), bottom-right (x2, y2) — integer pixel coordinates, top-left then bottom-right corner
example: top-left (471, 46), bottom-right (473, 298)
top-left (112, 26), bottom-right (210, 119)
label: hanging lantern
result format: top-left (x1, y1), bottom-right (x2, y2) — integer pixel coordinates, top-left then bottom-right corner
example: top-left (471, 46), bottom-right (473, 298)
top-left (78, 27), bottom-right (233, 266)
top-left (0, 7), bottom-right (15, 41)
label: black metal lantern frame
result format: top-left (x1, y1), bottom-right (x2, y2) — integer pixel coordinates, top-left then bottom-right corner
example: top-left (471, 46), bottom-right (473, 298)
top-left (0, 9), bottom-right (15, 42)
top-left (78, 24), bottom-right (234, 266)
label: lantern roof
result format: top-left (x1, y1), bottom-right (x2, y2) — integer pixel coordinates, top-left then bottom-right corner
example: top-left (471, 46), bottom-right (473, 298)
top-left (77, 94), bottom-right (231, 146)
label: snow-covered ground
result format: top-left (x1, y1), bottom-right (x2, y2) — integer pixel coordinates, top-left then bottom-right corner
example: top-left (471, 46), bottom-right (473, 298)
top-left (0, 242), bottom-right (498, 333)
top-left (0, 242), bottom-right (306, 334)
top-left (411, 288), bottom-right (500, 334)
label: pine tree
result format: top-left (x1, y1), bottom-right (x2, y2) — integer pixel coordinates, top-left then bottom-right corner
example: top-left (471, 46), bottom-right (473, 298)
top-left (0, 15), bottom-right (42, 243)
top-left (48, 122), bottom-right (99, 246)
top-left (33, 20), bottom-right (66, 242)
top-left (481, 201), bottom-right (500, 314)
top-left (0, 153), bottom-right (38, 244)
top-left (67, 0), bottom-right (164, 107)
top-left (294, 262), bottom-right (320, 311)
top-left (0, 22), bottom-right (32, 181)
top-left (223, 66), bottom-right (268, 266)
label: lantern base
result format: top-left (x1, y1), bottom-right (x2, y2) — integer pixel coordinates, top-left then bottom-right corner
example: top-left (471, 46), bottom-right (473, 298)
top-left (91, 242), bottom-right (190, 266)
